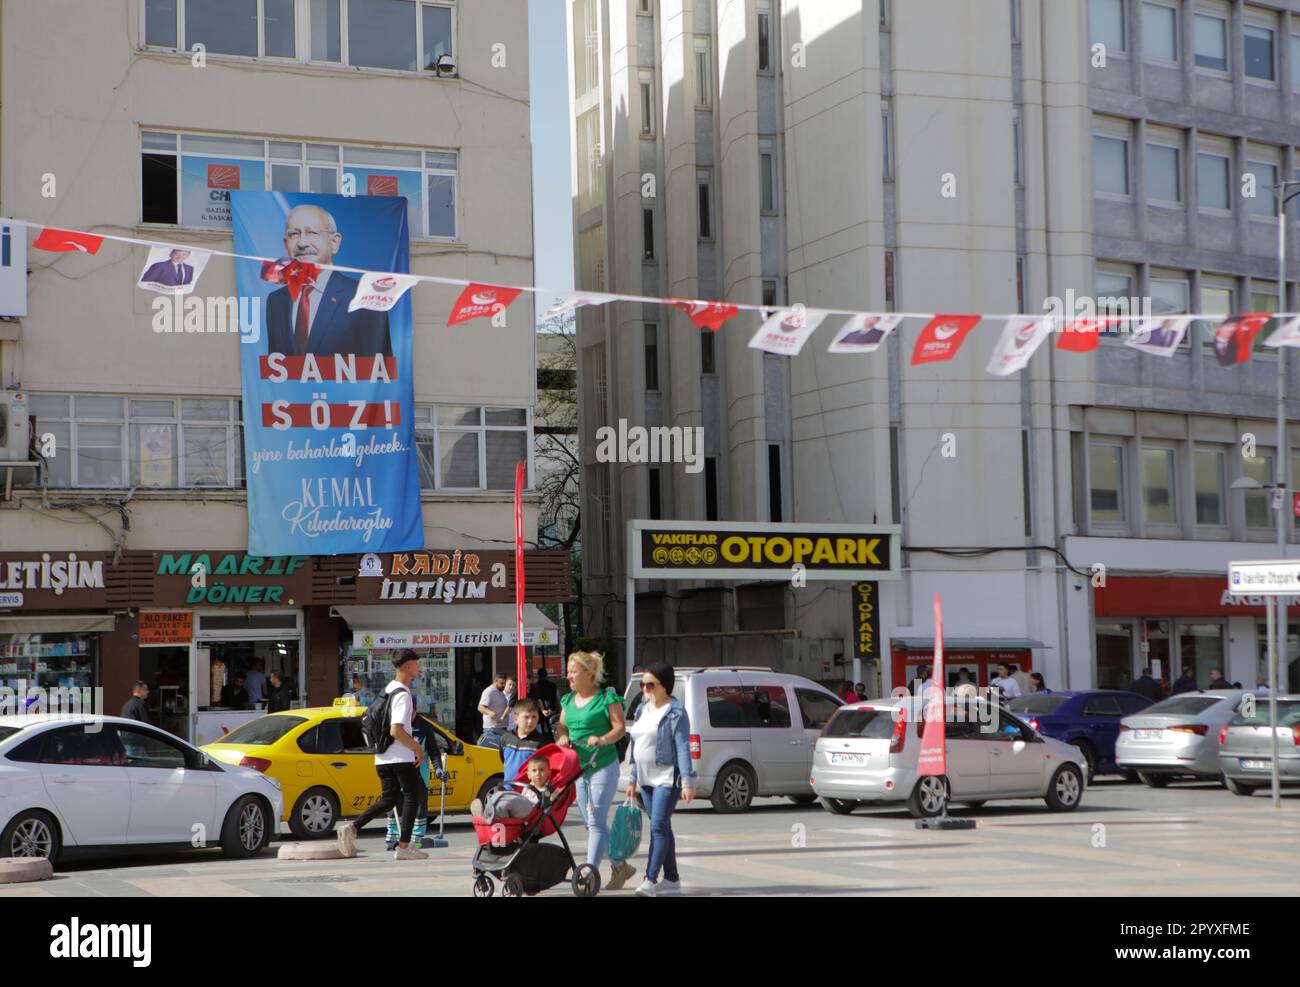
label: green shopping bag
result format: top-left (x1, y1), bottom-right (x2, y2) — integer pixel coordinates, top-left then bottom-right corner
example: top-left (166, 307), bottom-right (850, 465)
top-left (609, 801), bottom-right (643, 862)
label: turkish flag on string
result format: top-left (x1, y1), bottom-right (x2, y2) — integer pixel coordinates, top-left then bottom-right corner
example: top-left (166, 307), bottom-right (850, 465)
top-left (33, 227), bottom-right (104, 254)
top-left (1212, 313), bottom-right (1271, 366)
top-left (448, 283), bottom-right (524, 326)
top-left (1055, 316), bottom-right (1122, 352)
top-left (910, 314), bottom-right (981, 365)
top-left (672, 299), bottom-right (740, 331)
top-left (917, 593), bottom-right (946, 779)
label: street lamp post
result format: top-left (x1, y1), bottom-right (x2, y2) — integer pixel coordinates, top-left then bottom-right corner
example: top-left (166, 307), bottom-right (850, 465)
top-left (1275, 181), bottom-right (1300, 696)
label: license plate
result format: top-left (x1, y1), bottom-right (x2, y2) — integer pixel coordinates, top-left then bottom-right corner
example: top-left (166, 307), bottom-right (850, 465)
top-left (1240, 759), bottom-right (1269, 771)
top-left (829, 752), bottom-right (869, 765)
top-left (1134, 729), bottom-right (1162, 739)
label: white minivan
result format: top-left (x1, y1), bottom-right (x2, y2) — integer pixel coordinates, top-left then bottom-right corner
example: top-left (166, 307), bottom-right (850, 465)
top-left (621, 667), bottom-right (843, 812)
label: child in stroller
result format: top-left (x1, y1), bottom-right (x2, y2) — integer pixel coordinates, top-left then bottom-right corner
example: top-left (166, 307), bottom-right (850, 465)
top-left (471, 743), bottom-right (601, 897)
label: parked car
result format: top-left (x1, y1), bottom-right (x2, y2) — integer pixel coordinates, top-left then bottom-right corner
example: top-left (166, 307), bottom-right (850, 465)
top-left (1007, 690), bottom-right (1153, 781)
top-left (1115, 690), bottom-right (1250, 786)
top-left (0, 714), bottom-right (282, 863)
top-left (1217, 694), bottom-right (1300, 796)
top-left (621, 667), bottom-right (843, 812)
top-left (810, 697), bottom-right (1087, 818)
top-left (203, 698), bottom-right (503, 838)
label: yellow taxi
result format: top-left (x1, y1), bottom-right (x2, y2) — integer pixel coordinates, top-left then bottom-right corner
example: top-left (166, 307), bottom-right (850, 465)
top-left (202, 698), bottom-right (504, 839)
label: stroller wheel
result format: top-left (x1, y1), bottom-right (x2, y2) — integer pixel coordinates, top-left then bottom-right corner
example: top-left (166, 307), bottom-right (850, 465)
top-left (472, 875), bottom-right (494, 898)
top-left (502, 875), bottom-right (525, 898)
top-left (572, 863), bottom-right (601, 898)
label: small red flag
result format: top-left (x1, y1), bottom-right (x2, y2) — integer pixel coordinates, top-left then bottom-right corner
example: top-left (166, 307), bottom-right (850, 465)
top-left (1292, 493), bottom-right (1300, 519)
top-left (448, 283), bottom-right (523, 326)
top-left (917, 593), bottom-right (946, 778)
top-left (673, 299), bottom-right (739, 331)
top-left (33, 227), bottom-right (104, 254)
top-left (1212, 313), bottom-right (1270, 366)
top-left (1055, 316), bottom-right (1121, 352)
top-left (910, 314), bottom-right (980, 365)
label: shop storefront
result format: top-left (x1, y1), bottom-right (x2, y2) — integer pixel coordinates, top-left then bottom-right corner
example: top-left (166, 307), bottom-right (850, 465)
top-left (890, 638), bottom-right (1041, 691)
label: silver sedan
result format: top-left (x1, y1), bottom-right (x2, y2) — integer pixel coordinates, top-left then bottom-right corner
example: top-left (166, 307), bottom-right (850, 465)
top-left (1218, 695), bottom-right (1300, 796)
top-left (1115, 690), bottom-right (1250, 787)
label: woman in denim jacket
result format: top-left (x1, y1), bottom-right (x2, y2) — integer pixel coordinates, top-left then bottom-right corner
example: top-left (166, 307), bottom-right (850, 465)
top-left (624, 661), bottom-right (697, 896)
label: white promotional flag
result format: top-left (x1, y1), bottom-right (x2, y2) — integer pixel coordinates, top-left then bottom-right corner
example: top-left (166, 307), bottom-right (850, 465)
top-left (348, 272), bottom-right (421, 312)
top-left (543, 291), bottom-right (619, 318)
top-left (748, 306), bottom-right (830, 356)
top-left (827, 314), bottom-right (906, 354)
top-left (136, 245), bottom-right (211, 295)
top-left (985, 316), bottom-right (1052, 376)
top-left (1127, 315), bottom-right (1195, 356)
top-left (1263, 315), bottom-right (1300, 348)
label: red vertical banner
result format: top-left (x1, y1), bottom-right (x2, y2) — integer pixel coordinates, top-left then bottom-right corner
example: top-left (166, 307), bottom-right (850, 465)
top-left (514, 460), bottom-right (527, 698)
top-left (917, 593), bottom-right (946, 778)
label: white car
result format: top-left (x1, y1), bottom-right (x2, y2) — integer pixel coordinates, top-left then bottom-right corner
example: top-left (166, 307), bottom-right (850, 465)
top-left (0, 714), bottom-right (282, 863)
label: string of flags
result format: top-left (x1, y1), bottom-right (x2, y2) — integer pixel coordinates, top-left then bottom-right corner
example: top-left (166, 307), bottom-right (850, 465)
top-left (16, 219), bottom-right (1300, 372)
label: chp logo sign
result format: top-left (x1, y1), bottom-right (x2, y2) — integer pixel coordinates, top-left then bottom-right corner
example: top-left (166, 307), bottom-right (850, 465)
top-left (631, 521), bottom-right (901, 581)
top-left (207, 164), bottom-right (241, 190)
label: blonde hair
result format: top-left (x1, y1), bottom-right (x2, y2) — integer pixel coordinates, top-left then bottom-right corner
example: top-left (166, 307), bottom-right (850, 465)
top-left (567, 650), bottom-right (606, 685)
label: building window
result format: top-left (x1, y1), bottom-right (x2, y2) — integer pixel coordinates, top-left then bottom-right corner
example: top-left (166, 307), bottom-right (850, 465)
top-left (880, 0), bottom-right (890, 30)
top-left (1146, 143), bottom-right (1181, 203)
top-left (1193, 13), bottom-right (1227, 71)
top-left (884, 250), bottom-right (895, 311)
top-left (1197, 152), bottom-right (1231, 211)
top-left (587, 465), bottom-right (610, 574)
top-left (1293, 35), bottom-right (1300, 92)
top-left (648, 467), bottom-right (662, 520)
top-left (1016, 256), bottom-right (1027, 312)
top-left (1244, 23), bottom-right (1275, 82)
top-left (1092, 134), bottom-right (1130, 197)
top-left (1011, 0), bottom-right (1020, 41)
top-left (705, 457), bottom-right (719, 520)
top-left (412, 405), bottom-right (532, 491)
top-left (1142, 2), bottom-right (1177, 62)
top-left (640, 76), bottom-right (655, 136)
top-left (762, 279), bottom-right (778, 309)
top-left (638, 0), bottom-right (651, 13)
top-left (768, 445), bottom-right (782, 522)
top-left (1089, 442), bottom-right (1125, 523)
top-left (882, 102), bottom-right (894, 180)
top-left (144, 0), bottom-right (455, 71)
top-left (1090, 0), bottom-right (1126, 52)
top-left (1198, 283), bottom-right (1233, 346)
top-left (1194, 448), bottom-right (1226, 526)
top-left (1095, 269), bottom-right (1134, 322)
top-left (1012, 116), bottom-right (1022, 185)
top-left (1141, 446), bottom-right (1176, 524)
top-left (1150, 276), bottom-right (1189, 315)
top-left (643, 207), bottom-right (655, 259)
top-left (1243, 454), bottom-right (1273, 528)
top-left (695, 42), bottom-right (712, 108)
top-left (701, 330), bottom-right (716, 374)
top-left (644, 323), bottom-right (659, 391)
top-left (1245, 160), bottom-right (1279, 218)
top-left (697, 170), bottom-right (713, 239)
top-left (759, 146), bottom-right (776, 213)
top-left (140, 131), bottom-right (458, 239)
top-left (757, 6), bottom-right (772, 72)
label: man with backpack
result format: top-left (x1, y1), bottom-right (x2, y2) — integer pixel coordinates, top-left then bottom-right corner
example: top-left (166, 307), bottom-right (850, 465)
top-left (336, 651), bottom-right (428, 860)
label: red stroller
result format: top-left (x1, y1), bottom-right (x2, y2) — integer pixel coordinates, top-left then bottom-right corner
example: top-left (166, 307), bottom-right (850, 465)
top-left (471, 743), bottom-right (600, 897)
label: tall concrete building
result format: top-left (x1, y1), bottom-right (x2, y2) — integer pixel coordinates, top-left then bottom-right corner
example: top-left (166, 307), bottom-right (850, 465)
top-left (571, 0), bottom-right (1300, 695)
top-left (0, 0), bottom-right (566, 745)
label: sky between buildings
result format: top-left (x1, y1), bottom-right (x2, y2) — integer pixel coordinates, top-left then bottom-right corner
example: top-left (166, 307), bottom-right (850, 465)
top-left (529, 0), bottom-right (575, 325)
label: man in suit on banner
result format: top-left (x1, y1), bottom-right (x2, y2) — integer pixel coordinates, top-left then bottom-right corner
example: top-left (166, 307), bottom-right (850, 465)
top-left (140, 248), bottom-right (196, 287)
top-left (265, 204), bottom-right (392, 357)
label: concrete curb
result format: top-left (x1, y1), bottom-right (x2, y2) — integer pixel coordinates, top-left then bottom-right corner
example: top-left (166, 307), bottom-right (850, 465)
top-left (0, 858), bottom-right (54, 883)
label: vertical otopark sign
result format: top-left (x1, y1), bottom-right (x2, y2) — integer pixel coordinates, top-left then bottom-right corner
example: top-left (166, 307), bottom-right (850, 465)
top-left (851, 582), bottom-right (881, 662)
top-left (231, 191), bottom-right (422, 555)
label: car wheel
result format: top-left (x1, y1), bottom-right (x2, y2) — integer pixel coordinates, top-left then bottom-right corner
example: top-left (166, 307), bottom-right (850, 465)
top-left (821, 797), bottom-right (860, 815)
top-left (710, 763), bottom-right (755, 813)
top-left (907, 776), bottom-right (949, 819)
top-left (788, 794), bottom-right (819, 806)
top-left (1224, 777), bottom-right (1257, 797)
top-left (289, 786), bottom-right (339, 840)
top-left (0, 809), bottom-right (60, 863)
top-left (476, 775), bottom-right (504, 807)
top-left (1138, 771), bottom-right (1170, 788)
top-left (221, 795), bottom-right (270, 858)
top-left (1070, 741), bottom-right (1097, 783)
top-left (1045, 764), bottom-right (1084, 812)
top-left (572, 863), bottom-right (601, 898)
top-left (473, 874), bottom-right (494, 897)
top-left (502, 874), bottom-right (525, 897)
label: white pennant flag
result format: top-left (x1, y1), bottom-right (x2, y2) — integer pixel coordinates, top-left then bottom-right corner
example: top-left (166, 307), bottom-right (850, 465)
top-left (748, 306), bottom-right (830, 356)
top-left (1127, 315), bottom-right (1195, 356)
top-left (827, 313), bottom-right (905, 354)
top-left (348, 272), bottom-right (421, 312)
top-left (1263, 315), bottom-right (1300, 348)
top-left (985, 316), bottom-right (1052, 376)
top-left (544, 291), bottom-right (619, 318)
top-left (136, 245), bottom-right (211, 295)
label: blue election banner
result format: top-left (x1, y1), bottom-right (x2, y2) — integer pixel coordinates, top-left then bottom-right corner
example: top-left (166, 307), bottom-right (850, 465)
top-left (232, 191), bottom-right (423, 556)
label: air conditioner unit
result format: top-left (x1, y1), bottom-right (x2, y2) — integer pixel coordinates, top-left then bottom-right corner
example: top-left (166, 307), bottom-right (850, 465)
top-left (0, 391), bottom-right (31, 461)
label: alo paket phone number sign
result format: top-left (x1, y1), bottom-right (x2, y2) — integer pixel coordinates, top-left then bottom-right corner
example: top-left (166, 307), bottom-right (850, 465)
top-left (630, 520), bottom-right (901, 581)
top-left (1228, 560), bottom-right (1300, 596)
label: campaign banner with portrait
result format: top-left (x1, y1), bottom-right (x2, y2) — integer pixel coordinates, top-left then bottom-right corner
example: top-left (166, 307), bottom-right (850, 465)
top-left (232, 191), bottom-right (423, 556)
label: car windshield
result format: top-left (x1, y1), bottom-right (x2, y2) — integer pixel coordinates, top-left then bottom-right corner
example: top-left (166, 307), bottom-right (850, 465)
top-left (822, 708), bottom-right (898, 739)
top-left (1145, 696), bottom-right (1223, 716)
top-left (1230, 699), bottom-right (1300, 727)
top-left (217, 715), bottom-right (307, 746)
top-left (1008, 695), bottom-right (1068, 715)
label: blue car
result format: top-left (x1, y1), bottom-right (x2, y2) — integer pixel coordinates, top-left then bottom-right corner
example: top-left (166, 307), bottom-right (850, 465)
top-left (1007, 690), bottom-right (1155, 781)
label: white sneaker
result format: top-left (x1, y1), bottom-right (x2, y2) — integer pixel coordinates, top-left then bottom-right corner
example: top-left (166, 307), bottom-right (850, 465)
top-left (394, 846), bottom-right (429, 860)
top-left (656, 879), bottom-right (681, 896)
top-left (634, 879), bottom-right (658, 897)
top-left (335, 822), bottom-right (356, 858)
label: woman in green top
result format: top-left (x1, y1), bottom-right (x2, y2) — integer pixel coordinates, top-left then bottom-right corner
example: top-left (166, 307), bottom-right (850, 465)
top-left (557, 650), bottom-right (635, 890)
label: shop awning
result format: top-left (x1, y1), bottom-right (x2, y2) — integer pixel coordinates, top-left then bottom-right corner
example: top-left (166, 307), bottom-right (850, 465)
top-left (334, 604), bottom-right (560, 649)
top-left (891, 637), bottom-right (1049, 650)
top-left (0, 614), bottom-right (117, 634)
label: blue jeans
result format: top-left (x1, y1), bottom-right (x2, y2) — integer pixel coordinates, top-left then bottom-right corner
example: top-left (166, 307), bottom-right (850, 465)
top-left (575, 759), bottom-right (620, 867)
top-left (640, 785), bottom-right (679, 883)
